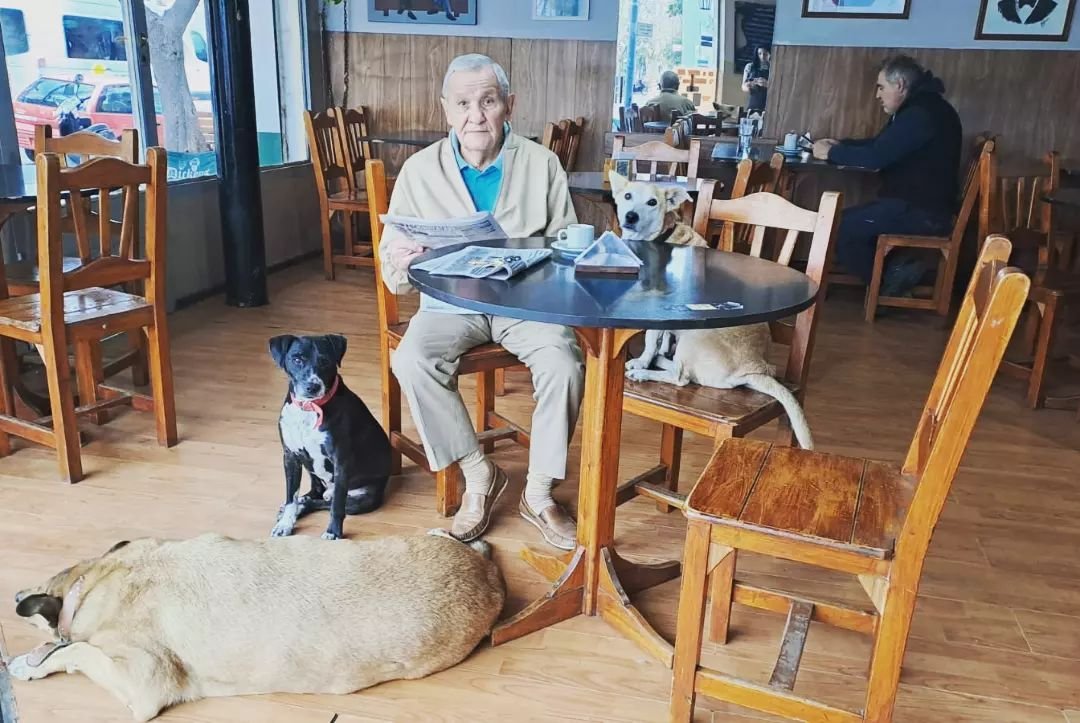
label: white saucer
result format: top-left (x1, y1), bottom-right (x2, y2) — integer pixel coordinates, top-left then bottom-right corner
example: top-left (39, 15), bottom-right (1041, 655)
top-left (552, 240), bottom-right (588, 257)
top-left (775, 145), bottom-right (803, 156)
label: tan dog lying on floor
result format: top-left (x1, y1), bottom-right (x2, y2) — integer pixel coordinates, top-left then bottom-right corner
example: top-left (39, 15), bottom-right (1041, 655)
top-left (6, 531), bottom-right (505, 721)
top-left (610, 172), bottom-right (814, 449)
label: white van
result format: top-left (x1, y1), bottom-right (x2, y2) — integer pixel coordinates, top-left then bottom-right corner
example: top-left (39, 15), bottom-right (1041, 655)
top-left (1, 0), bottom-right (211, 102)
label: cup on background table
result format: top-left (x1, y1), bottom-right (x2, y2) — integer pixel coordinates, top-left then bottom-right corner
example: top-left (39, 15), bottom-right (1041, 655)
top-left (784, 132), bottom-right (799, 152)
top-left (558, 223), bottom-right (595, 250)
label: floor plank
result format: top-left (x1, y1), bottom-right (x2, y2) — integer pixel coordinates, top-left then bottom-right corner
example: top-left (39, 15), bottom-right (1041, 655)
top-left (0, 263), bottom-right (1078, 722)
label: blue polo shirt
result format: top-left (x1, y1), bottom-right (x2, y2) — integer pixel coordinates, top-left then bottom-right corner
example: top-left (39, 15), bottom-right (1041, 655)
top-left (420, 126), bottom-right (509, 314)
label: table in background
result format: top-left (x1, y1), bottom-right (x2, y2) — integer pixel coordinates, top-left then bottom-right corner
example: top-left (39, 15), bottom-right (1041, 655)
top-left (410, 237), bottom-right (818, 664)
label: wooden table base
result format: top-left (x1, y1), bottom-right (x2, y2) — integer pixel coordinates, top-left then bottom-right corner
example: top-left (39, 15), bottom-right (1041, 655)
top-left (491, 327), bottom-right (682, 666)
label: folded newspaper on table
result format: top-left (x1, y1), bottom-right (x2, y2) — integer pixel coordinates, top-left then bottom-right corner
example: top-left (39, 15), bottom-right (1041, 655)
top-left (412, 245), bottom-right (552, 280)
top-left (573, 231), bottom-right (643, 275)
top-left (379, 211), bottom-right (508, 249)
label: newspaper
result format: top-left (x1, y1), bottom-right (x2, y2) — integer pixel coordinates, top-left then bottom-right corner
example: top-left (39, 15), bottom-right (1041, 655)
top-left (412, 246), bottom-right (552, 280)
top-left (379, 211), bottom-right (508, 249)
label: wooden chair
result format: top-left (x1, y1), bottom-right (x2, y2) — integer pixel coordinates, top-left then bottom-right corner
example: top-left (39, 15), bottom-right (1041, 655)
top-left (639, 103), bottom-right (663, 127)
top-left (686, 113), bottom-right (719, 136)
top-left (611, 135), bottom-right (701, 181)
top-left (864, 138), bottom-right (993, 322)
top-left (668, 236), bottom-right (1029, 723)
top-left (0, 149), bottom-right (178, 483)
top-left (563, 116), bottom-right (586, 172)
top-left (335, 106), bottom-right (374, 192)
top-left (303, 107), bottom-right (374, 280)
top-left (619, 190), bottom-right (841, 516)
top-left (541, 120), bottom-right (566, 162)
top-left (619, 104), bottom-right (642, 134)
top-left (364, 159), bottom-right (529, 516)
top-left (714, 153), bottom-right (785, 252)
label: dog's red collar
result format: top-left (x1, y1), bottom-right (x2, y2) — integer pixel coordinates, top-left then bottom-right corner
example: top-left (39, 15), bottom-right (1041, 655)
top-left (291, 376), bottom-right (340, 430)
top-left (57, 575), bottom-right (84, 642)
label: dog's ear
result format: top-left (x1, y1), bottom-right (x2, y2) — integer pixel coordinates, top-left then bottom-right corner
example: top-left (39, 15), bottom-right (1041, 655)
top-left (105, 540), bottom-right (129, 555)
top-left (16, 594), bottom-right (62, 628)
top-left (268, 335), bottom-right (297, 369)
top-left (318, 334), bottom-right (348, 367)
top-left (608, 169), bottom-right (628, 195)
top-left (664, 187), bottom-right (692, 213)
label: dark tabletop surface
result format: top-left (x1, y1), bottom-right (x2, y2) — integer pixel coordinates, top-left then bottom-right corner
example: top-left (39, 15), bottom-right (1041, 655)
top-left (568, 171), bottom-right (711, 195)
top-left (1045, 189), bottom-right (1080, 208)
top-left (710, 142), bottom-right (874, 173)
top-left (364, 129), bottom-right (538, 147)
top-left (408, 238), bottom-right (818, 330)
top-left (0, 163), bottom-right (37, 204)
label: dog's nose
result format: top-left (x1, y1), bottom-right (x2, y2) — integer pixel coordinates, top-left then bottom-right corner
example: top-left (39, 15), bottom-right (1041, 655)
top-left (14, 590), bottom-right (27, 604)
top-left (304, 382), bottom-right (323, 397)
top-left (624, 211), bottom-right (639, 226)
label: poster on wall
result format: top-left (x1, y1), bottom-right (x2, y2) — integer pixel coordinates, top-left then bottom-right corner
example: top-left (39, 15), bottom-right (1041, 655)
top-left (532, 0), bottom-right (590, 21)
top-left (368, 0), bottom-right (477, 26)
top-left (976, 0), bottom-right (1076, 41)
top-left (801, 0), bottom-right (911, 19)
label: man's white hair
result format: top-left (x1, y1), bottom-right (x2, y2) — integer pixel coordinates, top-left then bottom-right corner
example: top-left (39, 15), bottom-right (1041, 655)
top-left (441, 54), bottom-right (511, 100)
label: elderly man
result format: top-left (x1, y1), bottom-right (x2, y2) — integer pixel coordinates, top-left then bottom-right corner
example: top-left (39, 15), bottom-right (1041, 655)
top-left (813, 55), bottom-right (962, 297)
top-left (645, 71), bottom-right (697, 119)
top-left (380, 54), bottom-right (583, 550)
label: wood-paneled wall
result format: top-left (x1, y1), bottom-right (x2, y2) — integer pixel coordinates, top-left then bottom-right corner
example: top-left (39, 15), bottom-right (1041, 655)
top-left (766, 45), bottom-right (1080, 168)
top-left (325, 32), bottom-right (615, 173)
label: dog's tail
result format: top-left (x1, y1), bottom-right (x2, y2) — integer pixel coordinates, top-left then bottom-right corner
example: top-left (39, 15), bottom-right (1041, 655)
top-left (737, 374), bottom-right (814, 450)
top-left (466, 539), bottom-right (493, 559)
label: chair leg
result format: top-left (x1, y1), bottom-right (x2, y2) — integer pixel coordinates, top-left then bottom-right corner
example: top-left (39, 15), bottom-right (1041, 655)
top-left (863, 583), bottom-right (919, 722)
top-left (669, 519), bottom-right (712, 723)
top-left (321, 208), bottom-right (335, 281)
top-left (0, 339), bottom-right (16, 457)
top-left (40, 328), bottom-right (83, 483)
top-left (1028, 295), bottom-right (1061, 409)
top-left (129, 328), bottom-right (149, 387)
top-left (707, 546), bottom-right (737, 644)
top-left (476, 370), bottom-right (495, 454)
top-left (436, 462), bottom-right (463, 517)
top-left (146, 318), bottom-right (178, 447)
top-left (656, 423), bottom-right (683, 513)
top-left (936, 249), bottom-right (958, 317)
top-left (342, 210), bottom-right (355, 270)
top-left (864, 242), bottom-right (889, 323)
top-left (494, 368), bottom-right (507, 396)
top-left (74, 339), bottom-right (105, 425)
top-left (381, 351), bottom-right (402, 475)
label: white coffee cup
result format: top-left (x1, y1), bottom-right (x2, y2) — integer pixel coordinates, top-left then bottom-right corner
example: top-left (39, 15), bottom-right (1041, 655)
top-left (784, 132), bottom-right (799, 151)
top-left (558, 223), bottom-right (594, 249)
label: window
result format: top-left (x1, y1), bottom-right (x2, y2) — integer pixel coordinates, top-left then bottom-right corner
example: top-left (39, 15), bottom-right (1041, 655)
top-left (63, 15), bottom-right (127, 61)
top-left (250, 0), bottom-right (309, 166)
top-left (699, 0), bottom-right (712, 9)
top-left (1, 9), bottom-right (28, 55)
top-left (17, 78), bottom-right (93, 108)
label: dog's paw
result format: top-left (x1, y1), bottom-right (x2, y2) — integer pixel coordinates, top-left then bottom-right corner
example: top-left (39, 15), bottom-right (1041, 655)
top-left (321, 531), bottom-right (342, 541)
top-left (625, 357), bottom-right (650, 371)
top-left (625, 368), bottom-right (652, 382)
top-left (270, 520), bottom-right (295, 537)
top-left (6, 653), bottom-right (46, 681)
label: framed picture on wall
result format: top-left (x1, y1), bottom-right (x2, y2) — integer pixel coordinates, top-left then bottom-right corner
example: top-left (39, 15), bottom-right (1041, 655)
top-left (368, 0), bottom-right (477, 26)
top-left (801, 0), bottom-right (911, 19)
top-left (532, 0), bottom-right (590, 21)
top-left (976, 0), bottom-right (1076, 41)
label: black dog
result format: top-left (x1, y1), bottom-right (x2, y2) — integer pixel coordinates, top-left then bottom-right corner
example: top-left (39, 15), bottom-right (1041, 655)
top-left (268, 334), bottom-right (391, 540)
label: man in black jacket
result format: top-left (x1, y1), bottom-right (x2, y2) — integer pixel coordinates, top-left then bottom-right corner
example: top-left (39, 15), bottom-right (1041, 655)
top-left (813, 55), bottom-right (962, 297)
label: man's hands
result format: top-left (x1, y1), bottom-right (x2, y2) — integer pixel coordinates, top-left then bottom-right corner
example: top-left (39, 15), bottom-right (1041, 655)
top-left (388, 238), bottom-right (428, 272)
top-left (812, 139), bottom-right (839, 161)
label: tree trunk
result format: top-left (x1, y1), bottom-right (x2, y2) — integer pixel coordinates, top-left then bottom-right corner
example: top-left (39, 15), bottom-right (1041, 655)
top-left (146, 0), bottom-right (209, 153)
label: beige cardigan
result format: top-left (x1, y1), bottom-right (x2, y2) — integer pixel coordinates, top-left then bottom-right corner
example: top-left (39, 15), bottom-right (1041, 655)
top-left (379, 131), bottom-right (577, 293)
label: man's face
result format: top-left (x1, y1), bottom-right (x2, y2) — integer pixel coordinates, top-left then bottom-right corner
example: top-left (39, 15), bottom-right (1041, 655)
top-left (441, 67), bottom-right (515, 160)
top-left (875, 70), bottom-right (907, 115)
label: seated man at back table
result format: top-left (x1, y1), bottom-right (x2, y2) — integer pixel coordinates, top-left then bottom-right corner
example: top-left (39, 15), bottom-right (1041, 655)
top-left (646, 70), bottom-right (698, 120)
top-left (812, 54), bottom-right (962, 296)
top-left (379, 53), bottom-right (584, 551)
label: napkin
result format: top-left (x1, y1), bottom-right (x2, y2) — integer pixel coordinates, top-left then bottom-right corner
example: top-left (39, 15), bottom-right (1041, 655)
top-left (573, 232), bottom-right (643, 275)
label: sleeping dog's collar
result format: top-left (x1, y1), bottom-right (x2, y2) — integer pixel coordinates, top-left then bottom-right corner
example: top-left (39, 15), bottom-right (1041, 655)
top-left (652, 225), bottom-right (677, 244)
top-left (57, 575), bottom-right (85, 642)
top-left (291, 376), bottom-right (340, 430)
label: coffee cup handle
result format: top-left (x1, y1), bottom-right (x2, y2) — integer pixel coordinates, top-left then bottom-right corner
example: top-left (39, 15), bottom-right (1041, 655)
top-left (557, 229), bottom-right (568, 243)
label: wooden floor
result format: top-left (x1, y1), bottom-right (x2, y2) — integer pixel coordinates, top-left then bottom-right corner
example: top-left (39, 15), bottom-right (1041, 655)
top-left (1, 261), bottom-right (1079, 723)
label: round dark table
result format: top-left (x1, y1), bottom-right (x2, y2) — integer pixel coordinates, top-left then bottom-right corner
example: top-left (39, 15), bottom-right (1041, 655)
top-left (644, 121), bottom-right (668, 133)
top-left (1044, 189), bottom-right (1080, 209)
top-left (409, 237), bottom-right (818, 660)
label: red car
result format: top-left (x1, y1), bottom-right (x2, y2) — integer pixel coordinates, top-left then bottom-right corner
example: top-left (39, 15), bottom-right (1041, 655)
top-left (13, 75), bottom-right (165, 156)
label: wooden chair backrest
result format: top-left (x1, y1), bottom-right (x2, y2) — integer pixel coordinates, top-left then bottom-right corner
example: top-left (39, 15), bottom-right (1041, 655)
top-left (542, 120), bottom-right (566, 161)
top-left (612, 135), bottom-right (701, 181)
top-left (34, 126), bottom-right (139, 263)
top-left (304, 108), bottom-right (352, 201)
top-left (364, 159), bottom-right (398, 333)
top-left (639, 103), bottom-right (663, 125)
top-left (620, 104), bottom-right (642, 133)
top-left (34, 148), bottom-right (165, 311)
top-left (687, 113), bottom-right (719, 136)
top-left (691, 190), bottom-right (842, 389)
top-left (564, 117), bottom-right (586, 172)
top-left (721, 152), bottom-right (786, 252)
top-left (335, 106), bottom-right (372, 189)
top-left (985, 147), bottom-right (1058, 236)
top-left (896, 235), bottom-right (1028, 573)
top-left (543, 117), bottom-right (585, 171)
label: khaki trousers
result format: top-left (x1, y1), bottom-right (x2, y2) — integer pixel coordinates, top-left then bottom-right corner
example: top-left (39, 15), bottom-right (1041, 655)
top-left (391, 312), bottom-right (584, 478)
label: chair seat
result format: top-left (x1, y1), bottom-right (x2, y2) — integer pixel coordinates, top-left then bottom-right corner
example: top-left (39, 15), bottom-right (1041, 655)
top-left (878, 233), bottom-right (950, 249)
top-left (686, 438), bottom-right (916, 558)
top-left (0, 287), bottom-right (150, 337)
top-left (387, 321), bottom-right (520, 373)
top-left (328, 189), bottom-right (369, 210)
top-left (4, 257), bottom-right (86, 293)
top-left (624, 377), bottom-right (801, 433)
